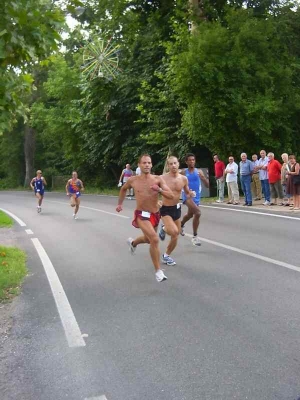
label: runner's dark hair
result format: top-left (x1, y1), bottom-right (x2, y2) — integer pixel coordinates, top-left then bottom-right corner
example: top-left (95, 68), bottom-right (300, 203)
top-left (185, 153), bottom-right (196, 161)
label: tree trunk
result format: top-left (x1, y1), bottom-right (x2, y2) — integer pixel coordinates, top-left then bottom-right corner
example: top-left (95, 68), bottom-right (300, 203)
top-left (24, 124), bottom-right (36, 187)
top-left (189, 0), bottom-right (205, 32)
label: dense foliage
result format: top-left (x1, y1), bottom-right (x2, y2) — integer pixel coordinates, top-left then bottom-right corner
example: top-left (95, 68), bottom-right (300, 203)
top-left (1, 0), bottom-right (300, 188)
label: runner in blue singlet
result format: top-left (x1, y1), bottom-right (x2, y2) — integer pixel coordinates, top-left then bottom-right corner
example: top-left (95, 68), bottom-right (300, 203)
top-left (180, 153), bottom-right (209, 246)
top-left (30, 170), bottom-right (47, 213)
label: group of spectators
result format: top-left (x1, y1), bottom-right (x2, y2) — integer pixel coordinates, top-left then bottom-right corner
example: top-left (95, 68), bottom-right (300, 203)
top-left (213, 151), bottom-right (300, 210)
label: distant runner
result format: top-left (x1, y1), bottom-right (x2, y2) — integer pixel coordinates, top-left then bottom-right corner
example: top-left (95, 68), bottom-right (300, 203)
top-left (116, 154), bottom-right (174, 282)
top-left (66, 171), bottom-right (84, 219)
top-left (159, 156), bottom-right (193, 266)
top-left (180, 153), bottom-right (209, 246)
top-left (30, 170), bottom-right (47, 213)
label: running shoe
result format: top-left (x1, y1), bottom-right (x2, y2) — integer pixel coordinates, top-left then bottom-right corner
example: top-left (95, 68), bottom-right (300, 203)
top-left (180, 226), bottom-right (185, 236)
top-left (155, 269), bottom-right (168, 282)
top-left (127, 237), bottom-right (136, 255)
top-left (162, 254), bottom-right (176, 266)
top-left (159, 225), bottom-right (166, 241)
top-left (191, 236), bottom-right (201, 246)
top-left (263, 201), bottom-right (270, 206)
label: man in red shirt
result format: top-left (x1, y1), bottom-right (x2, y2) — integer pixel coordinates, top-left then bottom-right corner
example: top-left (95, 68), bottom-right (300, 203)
top-left (213, 154), bottom-right (225, 203)
top-left (267, 152), bottom-right (284, 205)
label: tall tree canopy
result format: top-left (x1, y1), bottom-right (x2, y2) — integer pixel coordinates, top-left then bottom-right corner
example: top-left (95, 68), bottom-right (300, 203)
top-left (1, 0), bottom-right (300, 188)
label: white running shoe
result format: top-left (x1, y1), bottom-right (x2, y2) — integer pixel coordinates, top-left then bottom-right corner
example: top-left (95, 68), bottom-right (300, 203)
top-left (127, 237), bottom-right (136, 255)
top-left (155, 269), bottom-right (168, 282)
top-left (73, 213), bottom-right (78, 219)
top-left (162, 254), bottom-right (176, 266)
top-left (263, 201), bottom-right (270, 206)
top-left (180, 226), bottom-right (185, 236)
top-left (192, 236), bottom-right (201, 246)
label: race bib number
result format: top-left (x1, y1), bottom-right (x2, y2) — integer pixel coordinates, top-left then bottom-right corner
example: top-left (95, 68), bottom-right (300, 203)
top-left (141, 211), bottom-right (151, 218)
top-left (36, 189), bottom-right (40, 192)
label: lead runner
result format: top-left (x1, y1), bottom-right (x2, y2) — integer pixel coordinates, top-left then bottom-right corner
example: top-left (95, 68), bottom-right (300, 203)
top-left (116, 154), bottom-right (174, 282)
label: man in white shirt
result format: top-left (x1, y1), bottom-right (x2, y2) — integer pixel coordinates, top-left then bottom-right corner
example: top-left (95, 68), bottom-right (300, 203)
top-left (225, 156), bottom-right (239, 204)
top-left (256, 149), bottom-right (271, 205)
top-left (135, 166), bottom-right (141, 176)
top-left (251, 154), bottom-right (262, 200)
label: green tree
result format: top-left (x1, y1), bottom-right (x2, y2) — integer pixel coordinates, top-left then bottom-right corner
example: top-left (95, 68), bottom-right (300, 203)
top-left (0, 0), bottom-right (65, 132)
top-left (169, 6), bottom-right (300, 157)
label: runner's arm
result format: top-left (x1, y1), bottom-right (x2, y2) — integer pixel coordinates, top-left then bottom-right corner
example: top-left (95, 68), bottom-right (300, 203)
top-left (198, 169), bottom-right (209, 188)
top-left (157, 176), bottom-right (174, 199)
top-left (42, 177), bottom-right (47, 186)
top-left (116, 178), bottom-right (133, 211)
top-left (183, 176), bottom-right (192, 199)
top-left (65, 180), bottom-right (70, 195)
top-left (30, 178), bottom-right (35, 190)
top-left (79, 180), bottom-right (84, 191)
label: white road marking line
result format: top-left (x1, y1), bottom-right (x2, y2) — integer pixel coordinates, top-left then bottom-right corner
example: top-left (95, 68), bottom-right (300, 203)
top-left (47, 200), bottom-right (130, 219)
top-left (201, 204), bottom-right (300, 221)
top-left (84, 396), bottom-right (108, 400)
top-left (0, 207), bottom-right (26, 226)
top-left (31, 238), bottom-right (86, 348)
top-left (25, 229), bottom-right (33, 235)
top-left (185, 233), bottom-right (300, 273)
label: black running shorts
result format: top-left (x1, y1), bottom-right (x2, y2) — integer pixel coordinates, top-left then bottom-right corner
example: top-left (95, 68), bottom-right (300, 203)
top-left (160, 204), bottom-right (181, 221)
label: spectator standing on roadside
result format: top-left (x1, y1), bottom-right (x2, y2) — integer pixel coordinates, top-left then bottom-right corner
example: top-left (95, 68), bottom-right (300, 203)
top-left (267, 153), bottom-right (284, 206)
top-left (119, 164), bottom-right (134, 199)
top-left (281, 153), bottom-right (292, 206)
top-left (213, 154), bottom-right (225, 203)
top-left (286, 155), bottom-right (300, 210)
top-left (257, 150), bottom-right (271, 205)
top-left (225, 156), bottom-right (239, 204)
top-left (239, 153), bottom-right (253, 206)
top-left (251, 154), bottom-right (262, 201)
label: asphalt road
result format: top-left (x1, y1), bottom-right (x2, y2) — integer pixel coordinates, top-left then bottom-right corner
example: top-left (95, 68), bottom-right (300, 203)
top-left (1, 191), bottom-right (300, 400)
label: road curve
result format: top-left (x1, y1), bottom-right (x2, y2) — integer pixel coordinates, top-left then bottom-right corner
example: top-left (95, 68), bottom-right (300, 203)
top-left (1, 191), bottom-right (300, 400)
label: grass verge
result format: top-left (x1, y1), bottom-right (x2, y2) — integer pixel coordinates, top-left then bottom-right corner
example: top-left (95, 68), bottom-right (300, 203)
top-left (0, 210), bottom-right (13, 227)
top-left (0, 246), bottom-right (27, 301)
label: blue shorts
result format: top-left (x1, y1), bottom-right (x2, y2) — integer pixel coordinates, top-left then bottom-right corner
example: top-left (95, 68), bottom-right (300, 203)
top-left (70, 191), bottom-right (81, 199)
top-left (35, 190), bottom-right (44, 196)
top-left (183, 198), bottom-right (200, 207)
